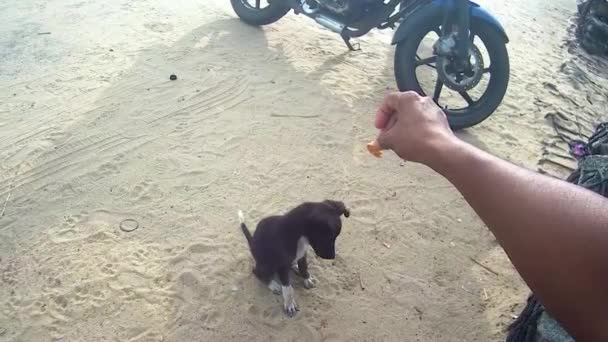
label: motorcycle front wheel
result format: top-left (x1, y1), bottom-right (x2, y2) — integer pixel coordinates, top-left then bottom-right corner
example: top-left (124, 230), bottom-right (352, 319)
top-left (394, 17), bottom-right (510, 130)
top-left (230, 0), bottom-right (291, 26)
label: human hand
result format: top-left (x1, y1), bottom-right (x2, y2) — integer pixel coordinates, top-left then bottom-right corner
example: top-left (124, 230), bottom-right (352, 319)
top-left (374, 91), bottom-right (457, 165)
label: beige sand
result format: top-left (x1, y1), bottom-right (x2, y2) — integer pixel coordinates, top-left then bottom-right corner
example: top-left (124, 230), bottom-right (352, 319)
top-left (1, 0), bottom-right (606, 340)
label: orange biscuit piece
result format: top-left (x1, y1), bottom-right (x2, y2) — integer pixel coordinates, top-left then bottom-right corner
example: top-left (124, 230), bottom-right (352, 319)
top-left (367, 140), bottom-right (383, 158)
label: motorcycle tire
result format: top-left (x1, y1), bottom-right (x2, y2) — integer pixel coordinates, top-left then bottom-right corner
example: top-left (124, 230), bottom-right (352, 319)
top-left (394, 17), bottom-right (510, 130)
top-left (230, 0), bottom-right (291, 26)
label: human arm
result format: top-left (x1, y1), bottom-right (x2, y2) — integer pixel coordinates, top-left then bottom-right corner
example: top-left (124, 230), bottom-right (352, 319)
top-left (374, 91), bottom-right (608, 341)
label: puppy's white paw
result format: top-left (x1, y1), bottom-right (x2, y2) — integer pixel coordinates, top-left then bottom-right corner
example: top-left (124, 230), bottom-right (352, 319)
top-left (303, 276), bottom-right (317, 289)
top-left (268, 280), bottom-right (282, 295)
top-left (284, 299), bottom-right (299, 317)
top-left (281, 285), bottom-right (299, 317)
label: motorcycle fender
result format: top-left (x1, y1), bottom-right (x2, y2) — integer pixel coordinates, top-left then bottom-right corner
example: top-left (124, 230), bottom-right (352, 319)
top-left (391, 1), bottom-right (509, 45)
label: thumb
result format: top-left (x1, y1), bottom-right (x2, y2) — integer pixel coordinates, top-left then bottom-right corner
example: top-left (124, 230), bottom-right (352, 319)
top-left (377, 129), bottom-right (394, 151)
top-left (377, 113), bottom-right (398, 150)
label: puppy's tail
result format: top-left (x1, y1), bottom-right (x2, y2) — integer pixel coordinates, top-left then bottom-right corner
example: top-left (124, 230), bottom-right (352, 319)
top-left (238, 210), bottom-right (253, 251)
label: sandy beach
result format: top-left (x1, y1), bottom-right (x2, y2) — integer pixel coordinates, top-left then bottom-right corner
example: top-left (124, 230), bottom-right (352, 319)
top-left (1, 0), bottom-right (607, 340)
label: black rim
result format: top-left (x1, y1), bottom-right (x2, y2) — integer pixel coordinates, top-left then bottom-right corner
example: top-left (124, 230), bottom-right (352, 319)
top-left (241, 0), bottom-right (271, 10)
top-left (413, 29), bottom-right (494, 114)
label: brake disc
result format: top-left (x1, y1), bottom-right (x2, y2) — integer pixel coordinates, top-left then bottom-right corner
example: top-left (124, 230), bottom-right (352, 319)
top-left (437, 44), bottom-right (485, 92)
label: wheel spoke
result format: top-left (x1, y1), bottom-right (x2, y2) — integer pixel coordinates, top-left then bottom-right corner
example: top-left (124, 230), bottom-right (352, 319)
top-left (255, 0), bottom-right (261, 8)
top-left (459, 91), bottom-right (475, 105)
top-left (433, 78), bottom-right (444, 103)
top-left (415, 55), bottom-right (437, 68)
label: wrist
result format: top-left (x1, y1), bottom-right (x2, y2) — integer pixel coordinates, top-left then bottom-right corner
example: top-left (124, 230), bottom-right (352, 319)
top-left (424, 134), bottom-right (471, 175)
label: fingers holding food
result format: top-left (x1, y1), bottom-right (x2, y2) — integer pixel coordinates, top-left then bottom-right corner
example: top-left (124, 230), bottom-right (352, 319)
top-left (367, 140), bottom-right (383, 158)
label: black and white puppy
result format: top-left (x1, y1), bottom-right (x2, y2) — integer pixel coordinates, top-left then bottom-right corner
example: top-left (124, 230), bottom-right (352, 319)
top-left (238, 200), bottom-right (350, 317)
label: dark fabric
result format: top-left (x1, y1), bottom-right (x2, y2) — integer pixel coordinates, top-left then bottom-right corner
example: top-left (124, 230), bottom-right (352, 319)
top-left (568, 122), bottom-right (608, 159)
top-left (506, 296), bottom-right (544, 342)
top-left (507, 121), bottom-right (608, 342)
top-left (577, 0), bottom-right (608, 56)
top-left (566, 155), bottom-right (608, 193)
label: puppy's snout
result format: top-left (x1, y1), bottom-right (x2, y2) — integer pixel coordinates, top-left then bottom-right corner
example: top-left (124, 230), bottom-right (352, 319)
top-left (319, 248), bottom-right (336, 260)
top-left (343, 209), bottom-right (350, 218)
top-left (320, 253), bottom-right (335, 260)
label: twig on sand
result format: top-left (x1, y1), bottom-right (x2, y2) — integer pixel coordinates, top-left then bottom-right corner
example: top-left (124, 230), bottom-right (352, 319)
top-left (469, 256), bottom-right (500, 276)
top-left (359, 273), bottom-right (365, 290)
top-left (1, 192), bottom-right (11, 217)
top-left (483, 288), bottom-right (489, 300)
top-left (270, 114), bottom-right (320, 118)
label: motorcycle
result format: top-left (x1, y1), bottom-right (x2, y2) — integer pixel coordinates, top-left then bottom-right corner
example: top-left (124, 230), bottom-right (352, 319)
top-left (230, 0), bottom-right (510, 129)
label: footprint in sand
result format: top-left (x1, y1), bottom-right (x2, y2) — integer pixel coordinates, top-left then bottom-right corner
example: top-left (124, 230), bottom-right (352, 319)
top-left (1, 257), bottom-right (19, 286)
top-left (52, 295), bottom-right (68, 309)
top-left (144, 22), bottom-right (174, 33)
top-left (49, 211), bottom-right (126, 243)
top-left (130, 179), bottom-right (161, 202)
top-left (96, 162), bottom-right (120, 178)
top-left (322, 333), bottom-right (349, 342)
top-left (170, 240), bottom-right (226, 273)
top-left (100, 263), bottom-right (116, 276)
top-left (308, 259), bottom-right (357, 302)
top-left (168, 270), bottom-right (226, 331)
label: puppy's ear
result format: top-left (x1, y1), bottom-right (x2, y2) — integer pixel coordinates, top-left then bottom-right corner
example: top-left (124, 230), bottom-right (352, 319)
top-left (323, 200), bottom-right (350, 218)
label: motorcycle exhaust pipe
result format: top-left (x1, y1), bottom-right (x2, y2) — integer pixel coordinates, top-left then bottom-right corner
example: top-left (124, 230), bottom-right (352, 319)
top-left (299, 2), bottom-right (345, 34)
top-left (314, 14), bottom-right (345, 33)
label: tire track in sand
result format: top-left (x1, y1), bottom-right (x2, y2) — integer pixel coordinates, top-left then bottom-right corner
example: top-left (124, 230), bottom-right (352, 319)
top-left (147, 74), bottom-right (250, 125)
top-left (0, 133), bottom-right (152, 198)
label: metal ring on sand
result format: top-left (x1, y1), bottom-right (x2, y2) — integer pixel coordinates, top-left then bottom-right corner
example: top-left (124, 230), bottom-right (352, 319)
top-left (119, 219), bottom-right (139, 232)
